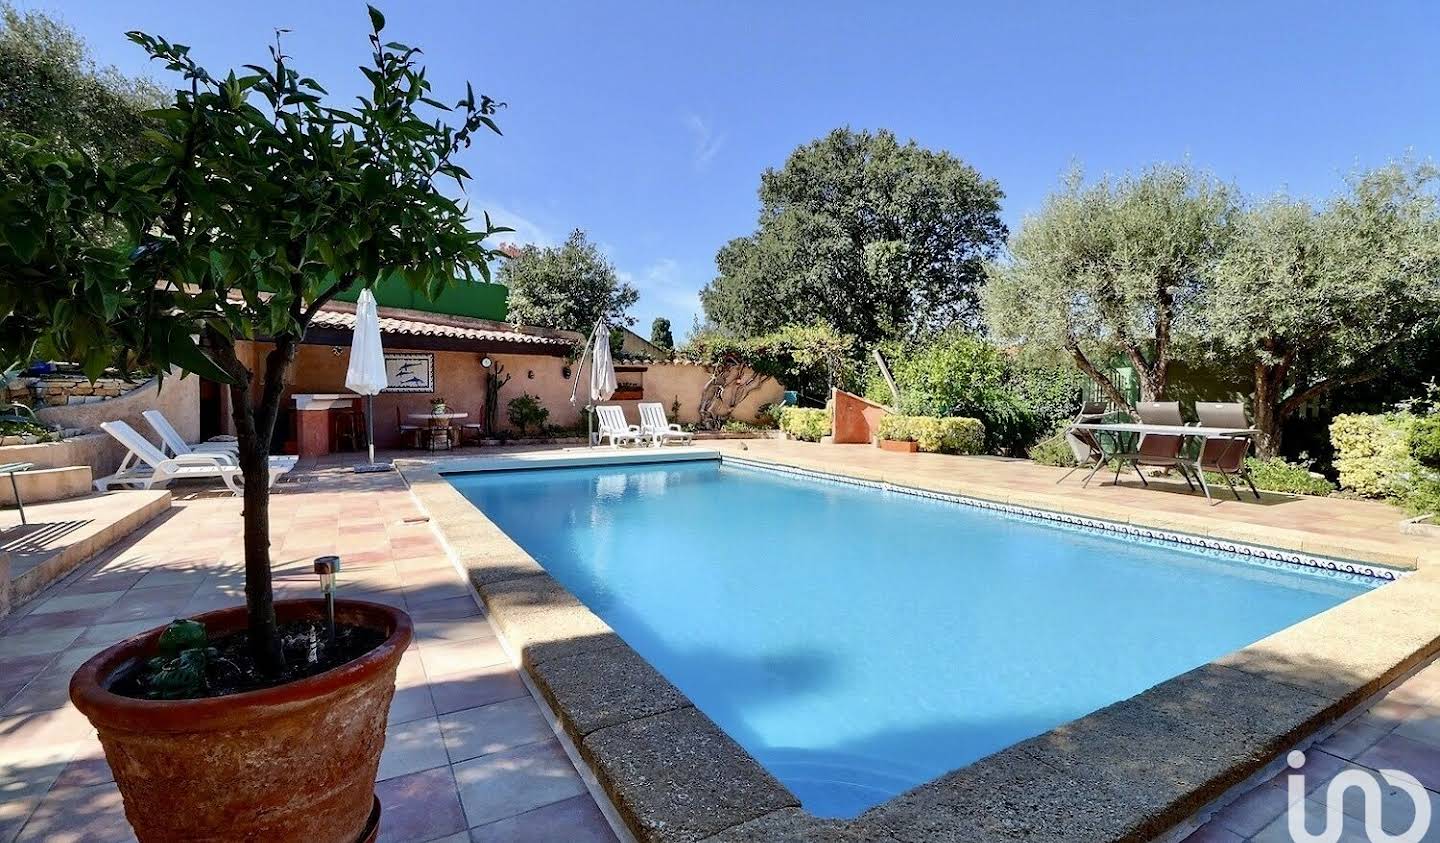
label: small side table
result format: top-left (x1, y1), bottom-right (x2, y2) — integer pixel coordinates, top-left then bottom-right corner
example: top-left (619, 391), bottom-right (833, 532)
top-left (1, 462), bottom-right (36, 525)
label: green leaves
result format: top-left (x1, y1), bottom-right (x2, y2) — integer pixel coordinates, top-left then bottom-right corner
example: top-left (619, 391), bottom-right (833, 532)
top-left (157, 618), bottom-right (208, 657)
top-left (367, 5), bottom-right (386, 34)
top-left (143, 619), bottom-right (213, 699)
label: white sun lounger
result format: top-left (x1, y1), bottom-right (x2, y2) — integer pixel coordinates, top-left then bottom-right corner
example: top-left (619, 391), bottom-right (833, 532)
top-left (595, 405), bottom-right (644, 447)
top-left (638, 402), bottom-right (693, 447)
top-left (95, 420), bottom-right (296, 495)
top-left (143, 409), bottom-right (240, 458)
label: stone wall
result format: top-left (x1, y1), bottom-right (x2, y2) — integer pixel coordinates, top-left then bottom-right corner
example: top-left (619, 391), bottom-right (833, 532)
top-left (6, 375), bottom-right (141, 407)
top-left (26, 374), bottom-right (200, 476)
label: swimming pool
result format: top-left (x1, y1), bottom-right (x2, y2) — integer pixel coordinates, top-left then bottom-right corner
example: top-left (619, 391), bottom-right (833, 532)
top-left (447, 458), bottom-right (1378, 818)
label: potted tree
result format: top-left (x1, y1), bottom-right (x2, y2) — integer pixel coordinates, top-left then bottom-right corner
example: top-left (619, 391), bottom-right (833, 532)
top-left (0, 8), bottom-right (507, 841)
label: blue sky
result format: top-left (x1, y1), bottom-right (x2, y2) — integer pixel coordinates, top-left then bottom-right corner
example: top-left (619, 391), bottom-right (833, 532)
top-left (42, 1), bottom-right (1440, 336)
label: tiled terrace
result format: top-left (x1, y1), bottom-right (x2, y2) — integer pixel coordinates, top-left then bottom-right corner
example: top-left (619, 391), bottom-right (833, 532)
top-left (0, 439), bottom-right (1436, 842)
top-left (0, 462), bottom-right (617, 843)
top-left (708, 439), bottom-right (1438, 571)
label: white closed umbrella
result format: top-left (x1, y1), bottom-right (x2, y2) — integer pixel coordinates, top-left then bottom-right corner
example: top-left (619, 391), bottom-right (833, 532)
top-left (570, 319), bottom-right (616, 446)
top-left (345, 289), bottom-right (390, 471)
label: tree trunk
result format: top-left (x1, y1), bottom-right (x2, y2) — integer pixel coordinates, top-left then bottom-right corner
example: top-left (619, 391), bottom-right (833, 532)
top-left (1065, 340), bottom-right (1133, 411)
top-left (1252, 364), bottom-right (1282, 458)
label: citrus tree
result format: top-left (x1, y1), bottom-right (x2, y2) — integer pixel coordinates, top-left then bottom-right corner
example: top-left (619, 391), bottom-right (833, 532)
top-left (0, 7), bottom-right (507, 671)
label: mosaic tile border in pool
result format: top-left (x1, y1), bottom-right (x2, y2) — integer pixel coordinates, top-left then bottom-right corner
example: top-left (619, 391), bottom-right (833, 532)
top-left (720, 455), bottom-right (1402, 584)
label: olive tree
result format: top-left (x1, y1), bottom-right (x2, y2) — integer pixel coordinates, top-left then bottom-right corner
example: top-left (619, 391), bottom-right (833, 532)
top-left (984, 164), bottom-right (1236, 408)
top-left (0, 2), bottom-right (166, 163)
top-left (1200, 163), bottom-right (1440, 456)
top-left (0, 7), bottom-right (507, 671)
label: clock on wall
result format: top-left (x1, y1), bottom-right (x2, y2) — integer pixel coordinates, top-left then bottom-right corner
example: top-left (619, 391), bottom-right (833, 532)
top-left (480, 357), bottom-right (493, 369)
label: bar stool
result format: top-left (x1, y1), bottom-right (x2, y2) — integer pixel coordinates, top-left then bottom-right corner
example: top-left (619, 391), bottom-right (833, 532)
top-left (331, 407), bottom-right (361, 452)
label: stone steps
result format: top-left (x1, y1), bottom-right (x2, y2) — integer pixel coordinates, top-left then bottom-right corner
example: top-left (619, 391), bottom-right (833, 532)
top-left (0, 489), bottom-right (171, 618)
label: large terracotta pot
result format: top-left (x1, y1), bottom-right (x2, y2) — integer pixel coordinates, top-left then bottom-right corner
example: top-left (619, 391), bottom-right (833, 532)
top-left (70, 599), bottom-right (412, 843)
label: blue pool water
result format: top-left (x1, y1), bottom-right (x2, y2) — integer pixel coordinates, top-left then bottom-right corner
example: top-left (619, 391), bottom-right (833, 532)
top-left (448, 459), bottom-right (1375, 817)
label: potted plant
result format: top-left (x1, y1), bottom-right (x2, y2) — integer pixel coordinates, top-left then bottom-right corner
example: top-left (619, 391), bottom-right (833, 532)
top-left (1, 8), bottom-right (508, 841)
top-left (876, 415), bottom-right (920, 452)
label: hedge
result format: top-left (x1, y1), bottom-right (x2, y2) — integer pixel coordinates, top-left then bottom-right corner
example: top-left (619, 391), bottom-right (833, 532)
top-left (876, 415), bottom-right (985, 454)
top-left (1411, 416), bottom-right (1440, 469)
top-left (779, 407), bottom-right (830, 442)
top-left (1331, 413), bottom-right (1419, 498)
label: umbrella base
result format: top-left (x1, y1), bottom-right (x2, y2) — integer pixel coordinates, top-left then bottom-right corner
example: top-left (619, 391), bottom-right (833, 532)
top-left (353, 462), bottom-right (393, 474)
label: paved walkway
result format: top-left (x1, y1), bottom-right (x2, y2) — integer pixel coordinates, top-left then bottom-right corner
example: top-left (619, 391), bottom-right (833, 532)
top-left (708, 439), bottom-right (1436, 570)
top-left (0, 462), bottom-right (617, 843)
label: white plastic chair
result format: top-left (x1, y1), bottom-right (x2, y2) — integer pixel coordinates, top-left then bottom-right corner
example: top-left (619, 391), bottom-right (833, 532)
top-left (143, 409), bottom-right (239, 458)
top-left (637, 402), bottom-right (693, 447)
top-left (95, 420), bottom-right (295, 495)
top-left (594, 405), bottom-right (644, 447)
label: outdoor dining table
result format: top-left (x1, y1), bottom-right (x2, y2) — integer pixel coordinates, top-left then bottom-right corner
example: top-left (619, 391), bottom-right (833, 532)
top-left (1070, 422), bottom-right (1258, 503)
top-left (409, 412), bottom-right (467, 451)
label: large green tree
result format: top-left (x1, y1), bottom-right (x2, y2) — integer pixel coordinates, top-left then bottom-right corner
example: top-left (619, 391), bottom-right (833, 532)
top-left (701, 128), bottom-right (1006, 346)
top-left (649, 316), bottom-right (674, 351)
top-left (1, 7), bottom-right (506, 670)
top-left (984, 164), bottom-right (1236, 408)
top-left (1200, 163), bottom-right (1440, 456)
top-left (499, 228), bottom-right (637, 332)
top-left (0, 3), bottom-right (165, 162)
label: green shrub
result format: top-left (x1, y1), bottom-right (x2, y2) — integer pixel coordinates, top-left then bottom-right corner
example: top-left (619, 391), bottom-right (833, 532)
top-left (1403, 477), bottom-right (1440, 515)
top-left (1222, 457), bottom-right (1334, 496)
top-left (779, 407), bottom-right (830, 442)
top-left (506, 393), bottom-right (549, 434)
top-left (1028, 423), bottom-right (1078, 467)
top-left (1410, 415), bottom-right (1440, 469)
top-left (876, 415), bottom-right (985, 454)
top-left (865, 329), bottom-right (1078, 455)
top-left (1331, 413), bottom-right (1419, 498)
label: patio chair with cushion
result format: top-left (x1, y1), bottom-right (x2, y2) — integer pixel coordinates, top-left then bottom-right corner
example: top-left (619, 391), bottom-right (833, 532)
top-left (1057, 401), bottom-right (1109, 484)
top-left (396, 406), bottom-right (423, 448)
top-left (143, 410), bottom-right (239, 459)
top-left (1194, 402), bottom-right (1260, 500)
top-left (1105, 401), bottom-right (1197, 491)
top-left (96, 420), bottom-right (297, 495)
top-left (595, 405), bottom-right (644, 447)
top-left (638, 402), bottom-right (694, 447)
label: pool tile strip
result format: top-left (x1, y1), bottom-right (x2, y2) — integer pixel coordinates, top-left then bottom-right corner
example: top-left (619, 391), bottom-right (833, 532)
top-left (400, 455), bottom-right (1440, 843)
top-left (721, 456), bottom-right (1402, 583)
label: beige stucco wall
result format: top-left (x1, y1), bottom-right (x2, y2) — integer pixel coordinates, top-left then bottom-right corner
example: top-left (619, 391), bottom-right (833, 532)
top-left (233, 340), bottom-right (782, 448)
top-left (27, 373), bottom-right (200, 476)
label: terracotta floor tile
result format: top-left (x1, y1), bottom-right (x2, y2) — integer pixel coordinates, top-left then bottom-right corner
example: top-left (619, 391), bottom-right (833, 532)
top-left (406, 596), bottom-right (481, 623)
top-left (1318, 719), bottom-right (1391, 760)
top-left (468, 794), bottom-right (617, 843)
top-left (1178, 822), bottom-right (1244, 843)
top-left (1208, 780), bottom-right (1296, 838)
top-left (418, 638), bottom-right (510, 679)
top-left (1357, 733), bottom-right (1440, 792)
top-left (438, 698), bottom-right (552, 764)
top-left (451, 740), bottom-right (587, 829)
top-left (377, 717), bottom-right (450, 782)
top-left (15, 781), bottom-right (134, 843)
top-left (27, 591), bottom-right (128, 615)
top-left (375, 766), bottom-right (467, 843)
top-left (428, 663), bottom-right (527, 717)
top-left (0, 629), bottom-right (84, 659)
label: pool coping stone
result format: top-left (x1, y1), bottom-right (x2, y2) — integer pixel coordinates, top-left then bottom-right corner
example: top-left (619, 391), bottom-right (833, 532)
top-left (399, 451), bottom-right (1440, 843)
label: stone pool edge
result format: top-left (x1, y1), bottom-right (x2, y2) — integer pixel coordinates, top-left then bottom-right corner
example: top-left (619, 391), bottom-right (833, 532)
top-left (399, 455), bottom-right (1440, 843)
